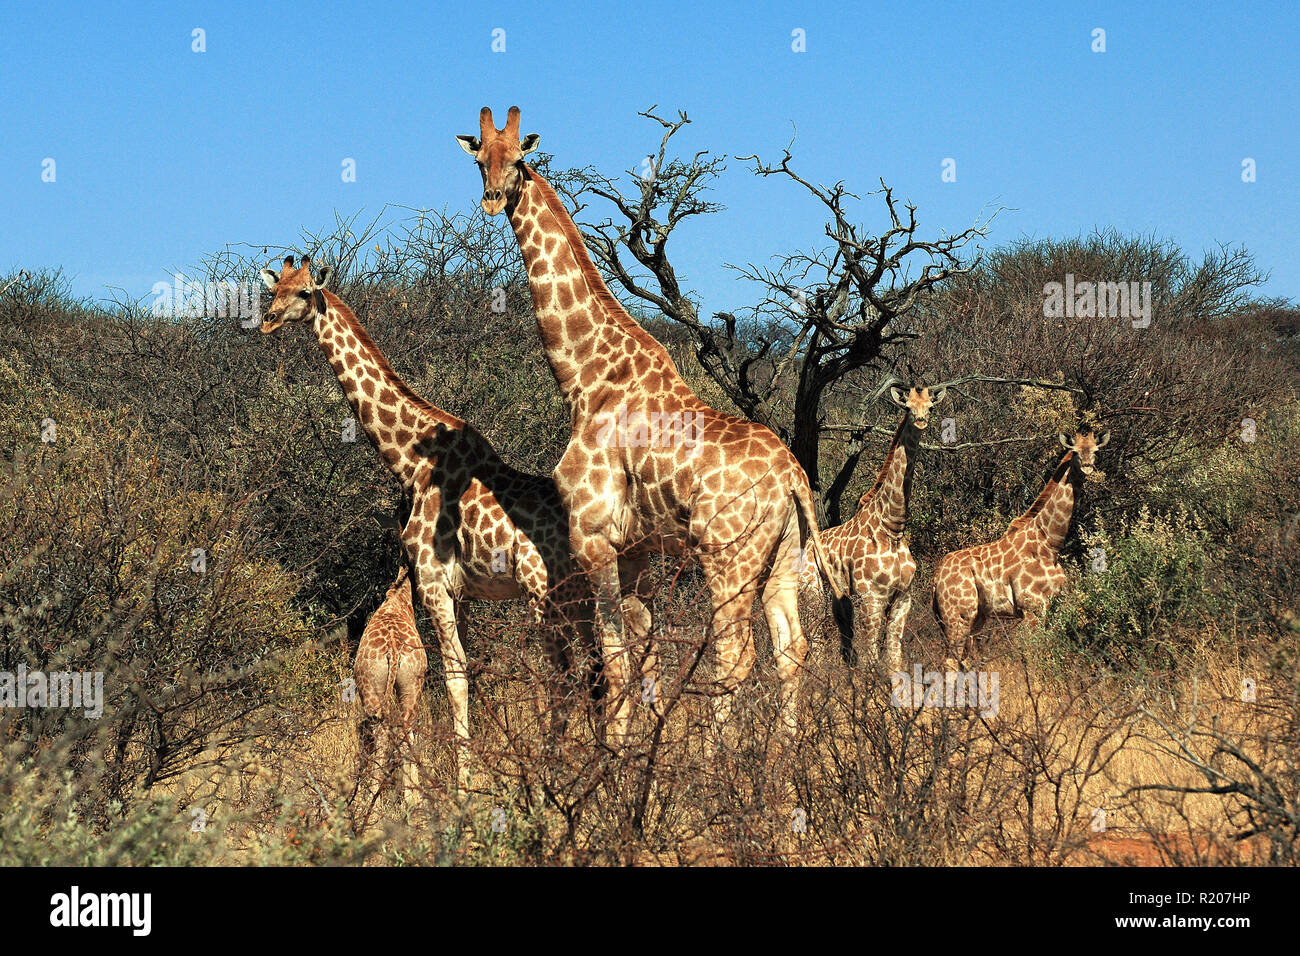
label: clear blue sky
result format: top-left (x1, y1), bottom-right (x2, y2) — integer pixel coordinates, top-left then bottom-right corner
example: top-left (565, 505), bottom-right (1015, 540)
top-left (2, 0), bottom-right (1296, 312)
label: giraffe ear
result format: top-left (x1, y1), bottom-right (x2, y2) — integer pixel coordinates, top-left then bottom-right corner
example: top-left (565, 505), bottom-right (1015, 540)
top-left (258, 268), bottom-right (278, 290)
top-left (888, 385), bottom-right (909, 408)
top-left (1059, 433), bottom-right (1072, 449)
top-left (930, 386), bottom-right (948, 405)
top-left (314, 264), bottom-right (333, 289)
top-left (456, 135), bottom-right (481, 155)
top-left (520, 133), bottom-right (540, 155)
top-left (1095, 431), bottom-right (1111, 448)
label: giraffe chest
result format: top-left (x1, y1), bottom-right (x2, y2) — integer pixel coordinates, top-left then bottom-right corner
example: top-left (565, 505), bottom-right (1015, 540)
top-left (556, 435), bottom-right (695, 545)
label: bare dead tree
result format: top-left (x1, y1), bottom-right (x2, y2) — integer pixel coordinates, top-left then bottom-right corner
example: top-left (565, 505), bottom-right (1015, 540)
top-left (554, 107), bottom-right (1001, 520)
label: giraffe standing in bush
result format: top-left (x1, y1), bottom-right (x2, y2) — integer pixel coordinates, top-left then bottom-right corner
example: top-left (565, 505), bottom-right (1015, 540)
top-left (932, 429), bottom-right (1110, 662)
top-left (354, 566), bottom-right (426, 808)
top-left (259, 256), bottom-right (597, 787)
top-left (456, 107), bottom-right (852, 741)
top-left (801, 381), bottom-right (947, 673)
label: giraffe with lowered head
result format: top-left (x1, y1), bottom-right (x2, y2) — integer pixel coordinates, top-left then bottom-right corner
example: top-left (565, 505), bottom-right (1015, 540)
top-left (354, 565), bottom-right (427, 809)
top-left (259, 256), bottom-right (597, 786)
top-left (456, 107), bottom-right (852, 741)
top-left (801, 381), bottom-right (947, 673)
top-left (931, 429), bottom-right (1110, 663)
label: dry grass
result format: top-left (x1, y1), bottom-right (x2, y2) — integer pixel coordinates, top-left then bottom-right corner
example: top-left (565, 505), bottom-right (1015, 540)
top-left (139, 590), bottom-right (1290, 867)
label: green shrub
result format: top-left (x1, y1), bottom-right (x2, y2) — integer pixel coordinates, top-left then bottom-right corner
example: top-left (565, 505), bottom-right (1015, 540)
top-left (1039, 507), bottom-right (1226, 673)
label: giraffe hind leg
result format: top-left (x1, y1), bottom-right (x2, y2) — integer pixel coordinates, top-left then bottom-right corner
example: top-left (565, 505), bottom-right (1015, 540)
top-left (761, 524), bottom-right (811, 738)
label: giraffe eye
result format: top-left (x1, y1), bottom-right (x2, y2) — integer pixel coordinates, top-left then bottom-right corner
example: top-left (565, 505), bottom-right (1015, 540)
top-left (297, 291), bottom-right (311, 299)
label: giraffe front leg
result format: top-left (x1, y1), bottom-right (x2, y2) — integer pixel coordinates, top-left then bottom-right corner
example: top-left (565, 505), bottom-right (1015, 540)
top-left (883, 591), bottom-right (912, 676)
top-left (855, 591), bottom-right (889, 673)
top-left (1018, 594), bottom-right (1050, 635)
top-left (1023, 567), bottom-right (1065, 634)
top-left (580, 540), bottom-right (633, 747)
top-left (934, 570), bottom-right (978, 671)
top-left (413, 575), bottom-right (472, 791)
top-left (620, 553), bottom-right (660, 718)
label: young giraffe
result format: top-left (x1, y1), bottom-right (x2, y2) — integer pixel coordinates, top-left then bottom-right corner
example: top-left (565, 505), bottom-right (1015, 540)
top-left (258, 256), bottom-right (597, 786)
top-left (932, 429), bottom-right (1110, 662)
top-left (457, 107), bottom-right (852, 741)
top-left (801, 382), bottom-right (947, 674)
top-left (354, 565), bottom-right (427, 809)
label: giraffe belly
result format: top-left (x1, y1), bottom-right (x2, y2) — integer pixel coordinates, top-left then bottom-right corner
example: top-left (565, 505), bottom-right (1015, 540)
top-left (461, 572), bottom-right (525, 602)
top-left (624, 482), bottom-right (692, 553)
top-left (979, 576), bottom-right (1017, 615)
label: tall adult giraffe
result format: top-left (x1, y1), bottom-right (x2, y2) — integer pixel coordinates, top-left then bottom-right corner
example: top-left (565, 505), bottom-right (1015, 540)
top-left (456, 107), bottom-right (851, 741)
top-left (259, 256), bottom-right (596, 785)
top-left (801, 382), bottom-right (947, 673)
top-left (932, 429), bottom-right (1110, 662)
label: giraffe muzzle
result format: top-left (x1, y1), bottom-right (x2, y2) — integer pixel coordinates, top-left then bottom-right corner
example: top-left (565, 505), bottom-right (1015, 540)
top-left (481, 189), bottom-right (507, 216)
top-left (260, 313), bottom-right (285, 334)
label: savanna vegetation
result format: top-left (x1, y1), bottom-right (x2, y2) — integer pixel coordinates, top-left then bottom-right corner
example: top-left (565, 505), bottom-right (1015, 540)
top-left (2, 114), bottom-right (1296, 865)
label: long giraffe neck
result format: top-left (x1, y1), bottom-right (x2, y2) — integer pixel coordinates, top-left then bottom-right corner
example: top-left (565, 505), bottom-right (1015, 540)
top-left (508, 166), bottom-right (700, 410)
top-left (1015, 451), bottom-right (1082, 553)
top-left (311, 292), bottom-right (462, 490)
top-left (855, 416), bottom-right (919, 536)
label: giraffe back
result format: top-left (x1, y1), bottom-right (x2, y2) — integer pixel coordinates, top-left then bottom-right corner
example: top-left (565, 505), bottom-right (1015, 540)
top-left (354, 574), bottom-right (427, 728)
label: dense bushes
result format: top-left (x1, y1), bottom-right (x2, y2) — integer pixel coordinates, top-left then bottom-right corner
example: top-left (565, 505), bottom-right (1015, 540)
top-left (0, 343), bottom-right (327, 844)
top-left (0, 212), bottom-right (1295, 864)
top-left (1038, 508), bottom-right (1225, 673)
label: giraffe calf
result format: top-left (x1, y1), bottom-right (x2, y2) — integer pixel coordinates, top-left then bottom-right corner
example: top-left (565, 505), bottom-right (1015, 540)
top-left (801, 382), bottom-right (945, 674)
top-left (354, 566), bottom-right (427, 810)
top-left (932, 430), bottom-right (1109, 665)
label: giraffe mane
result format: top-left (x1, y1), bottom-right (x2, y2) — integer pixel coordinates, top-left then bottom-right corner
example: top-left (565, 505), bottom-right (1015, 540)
top-left (1010, 451), bottom-right (1074, 529)
top-left (324, 290), bottom-right (463, 430)
top-left (523, 164), bottom-right (686, 377)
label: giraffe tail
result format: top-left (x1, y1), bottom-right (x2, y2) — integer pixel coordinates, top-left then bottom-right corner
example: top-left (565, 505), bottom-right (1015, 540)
top-left (377, 650), bottom-right (400, 725)
top-left (791, 484), bottom-right (854, 660)
top-left (931, 588), bottom-right (946, 639)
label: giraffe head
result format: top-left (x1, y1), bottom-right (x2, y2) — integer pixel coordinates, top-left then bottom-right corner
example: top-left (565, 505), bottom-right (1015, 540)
top-left (257, 256), bottom-right (333, 334)
top-left (456, 106), bottom-right (540, 216)
top-left (887, 382), bottom-right (948, 431)
top-left (1058, 429), bottom-right (1110, 476)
